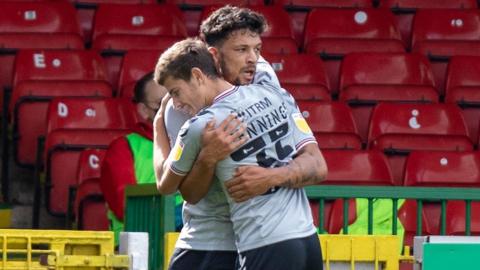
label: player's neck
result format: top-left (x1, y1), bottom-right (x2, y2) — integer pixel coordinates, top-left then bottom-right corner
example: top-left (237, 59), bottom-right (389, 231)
top-left (205, 78), bottom-right (234, 105)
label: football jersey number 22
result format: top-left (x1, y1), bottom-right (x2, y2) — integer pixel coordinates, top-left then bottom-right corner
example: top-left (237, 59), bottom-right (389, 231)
top-left (231, 122), bottom-right (293, 168)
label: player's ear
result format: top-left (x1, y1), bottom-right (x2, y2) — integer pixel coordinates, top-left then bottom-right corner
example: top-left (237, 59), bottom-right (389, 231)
top-left (136, 102), bottom-right (149, 121)
top-left (208, 47), bottom-right (221, 74)
top-left (191, 67), bottom-right (204, 85)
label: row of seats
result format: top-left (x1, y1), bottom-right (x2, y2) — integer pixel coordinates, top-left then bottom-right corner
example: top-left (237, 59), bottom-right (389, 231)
top-left (20, 96), bottom-right (478, 218)
top-left (71, 146), bottom-right (480, 239)
top-left (2, 2), bottom-right (480, 95)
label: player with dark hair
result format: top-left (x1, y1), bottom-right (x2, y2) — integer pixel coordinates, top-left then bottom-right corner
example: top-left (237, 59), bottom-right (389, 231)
top-left (155, 38), bottom-right (326, 270)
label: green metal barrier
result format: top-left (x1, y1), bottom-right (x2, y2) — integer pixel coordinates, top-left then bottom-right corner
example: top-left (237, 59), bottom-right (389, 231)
top-left (124, 184), bottom-right (175, 270)
top-left (125, 184), bottom-right (480, 270)
top-left (306, 185), bottom-right (480, 236)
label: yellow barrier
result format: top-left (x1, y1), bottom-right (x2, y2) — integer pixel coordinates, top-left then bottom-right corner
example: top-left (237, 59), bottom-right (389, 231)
top-left (164, 233), bottom-right (410, 270)
top-left (0, 229), bottom-right (129, 270)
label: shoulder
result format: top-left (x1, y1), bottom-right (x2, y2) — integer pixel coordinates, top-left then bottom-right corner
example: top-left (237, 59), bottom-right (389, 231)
top-left (177, 109), bottom-right (214, 140)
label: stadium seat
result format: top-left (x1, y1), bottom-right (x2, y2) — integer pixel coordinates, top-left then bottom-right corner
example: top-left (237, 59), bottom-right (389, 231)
top-left (297, 101), bottom-right (362, 150)
top-left (303, 8), bottom-right (404, 93)
top-left (311, 148), bottom-right (393, 233)
top-left (91, 3), bottom-right (187, 90)
top-left (368, 103), bottom-right (473, 184)
top-left (445, 56), bottom-right (480, 143)
top-left (339, 52), bottom-right (438, 142)
top-left (397, 199), bottom-right (433, 247)
top-left (9, 50), bottom-right (111, 167)
top-left (321, 149), bottom-right (394, 186)
top-left (43, 97), bottom-right (136, 216)
top-left (411, 9), bottom-right (480, 96)
top-left (71, 0), bottom-right (156, 44)
top-left (446, 200), bottom-right (480, 235)
top-left (379, 0), bottom-right (478, 48)
top-left (0, 1), bottom-right (84, 109)
top-left (273, 0), bottom-right (373, 47)
top-left (199, 5), bottom-right (297, 54)
top-left (263, 53), bottom-right (330, 101)
top-left (74, 148), bottom-right (109, 230)
top-left (404, 151), bottom-right (480, 187)
top-left (117, 50), bottom-right (161, 99)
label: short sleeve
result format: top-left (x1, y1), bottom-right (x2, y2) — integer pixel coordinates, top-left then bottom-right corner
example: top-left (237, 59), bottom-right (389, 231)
top-left (164, 99), bottom-right (191, 148)
top-left (166, 117), bottom-right (205, 176)
top-left (289, 108), bottom-right (317, 151)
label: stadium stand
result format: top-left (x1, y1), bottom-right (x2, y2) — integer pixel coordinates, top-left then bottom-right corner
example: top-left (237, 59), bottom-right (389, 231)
top-left (9, 49), bottom-right (111, 167)
top-left (411, 9), bottom-right (480, 96)
top-left (445, 55), bottom-right (480, 144)
top-left (0, 1), bottom-right (83, 108)
top-left (379, 0), bottom-right (478, 48)
top-left (339, 52), bottom-right (438, 142)
top-left (368, 103), bottom-right (473, 184)
top-left (303, 8), bottom-right (404, 93)
top-left (91, 3), bottom-right (187, 90)
top-left (41, 97), bottom-right (136, 217)
top-left (72, 148), bottom-right (109, 230)
top-left (297, 101), bottom-right (362, 150)
top-left (263, 53), bottom-right (331, 101)
top-left (117, 50), bottom-right (161, 99)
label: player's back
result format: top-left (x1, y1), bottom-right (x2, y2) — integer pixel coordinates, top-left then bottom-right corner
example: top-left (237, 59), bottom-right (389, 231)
top-left (205, 83), bottom-right (317, 252)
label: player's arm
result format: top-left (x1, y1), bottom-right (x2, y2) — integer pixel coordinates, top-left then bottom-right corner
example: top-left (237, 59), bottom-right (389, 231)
top-left (225, 143), bottom-right (327, 202)
top-left (153, 94), bottom-right (184, 194)
top-left (178, 115), bottom-right (248, 204)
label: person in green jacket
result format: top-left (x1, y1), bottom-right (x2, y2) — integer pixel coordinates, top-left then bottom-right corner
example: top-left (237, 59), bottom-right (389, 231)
top-left (100, 72), bottom-right (183, 245)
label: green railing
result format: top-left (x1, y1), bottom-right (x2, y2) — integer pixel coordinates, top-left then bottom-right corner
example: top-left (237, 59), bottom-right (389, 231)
top-left (125, 184), bottom-right (176, 270)
top-left (307, 185), bottom-right (480, 236)
top-left (125, 184), bottom-right (480, 270)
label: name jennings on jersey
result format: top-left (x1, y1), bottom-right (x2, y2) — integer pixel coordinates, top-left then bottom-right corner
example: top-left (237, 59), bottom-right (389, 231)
top-left (230, 95), bottom-right (292, 176)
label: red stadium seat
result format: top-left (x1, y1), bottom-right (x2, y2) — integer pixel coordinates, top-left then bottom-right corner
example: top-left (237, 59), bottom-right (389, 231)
top-left (71, 0), bottom-right (156, 44)
top-left (312, 149), bottom-right (393, 232)
top-left (412, 9), bottom-right (480, 96)
top-left (397, 199), bottom-right (433, 247)
top-left (263, 53), bottom-right (330, 101)
top-left (43, 97), bottom-right (136, 216)
top-left (446, 200), bottom-right (480, 235)
top-left (339, 52), bottom-right (438, 142)
top-left (74, 148), bottom-right (109, 231)
top-left (92, 3), bottom-right (187, 90)
top-left (118, 50), bottom-right (161, 99)
top-left (273, 0), bottom-right (373, 46)
top-left (368, 103), bottom-right (473, 184)
top-left (297, 101), bottom-right (362, 150)
top-left (404, 151), bottom-right (480, 187)
top-left (379, 0), bottom-right (478, 48)
top-left (445, 56), bottom-right (480, 143)
top-left (303, 8), bottom-right (404, 93)
top-left (10, 50), bottom-right (111, 167)
top-left (0, 1), bottom-right (84, 109)
top-left (321, 149), bottom-right (394, 186)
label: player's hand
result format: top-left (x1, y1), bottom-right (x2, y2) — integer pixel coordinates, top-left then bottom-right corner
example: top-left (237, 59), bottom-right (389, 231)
top-left (225, 166), bottom-right (273, 203)
top-left (199, 114), bottom-right (248, 165)
top-left (153, 93), bottom-right (171, 126)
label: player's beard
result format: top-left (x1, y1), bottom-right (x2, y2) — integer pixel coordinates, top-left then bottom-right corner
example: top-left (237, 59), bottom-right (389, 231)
top-left (219, 57), bottom-right (254, 86)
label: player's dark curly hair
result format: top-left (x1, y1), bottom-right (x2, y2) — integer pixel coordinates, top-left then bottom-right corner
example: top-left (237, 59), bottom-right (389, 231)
top-left (200, 5), bottom-right (267, 47)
